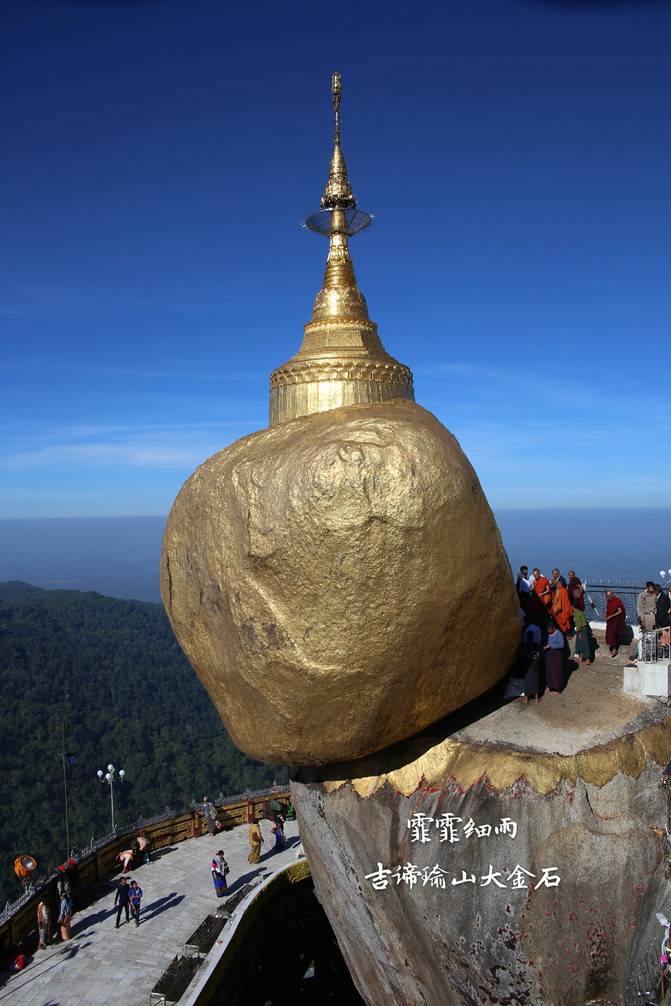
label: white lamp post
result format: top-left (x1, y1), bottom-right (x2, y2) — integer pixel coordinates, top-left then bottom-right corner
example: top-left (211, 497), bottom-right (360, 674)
top-left (96, 763), bottom-right (125, 831)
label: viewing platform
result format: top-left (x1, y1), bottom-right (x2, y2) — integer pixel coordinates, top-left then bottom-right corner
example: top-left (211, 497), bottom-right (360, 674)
top-left (326, 622), bottom-right (671, 797)
top-left (2, 621), bottom-right (669, 1006)
top-left (0, 819), bottom-right (300, 1006)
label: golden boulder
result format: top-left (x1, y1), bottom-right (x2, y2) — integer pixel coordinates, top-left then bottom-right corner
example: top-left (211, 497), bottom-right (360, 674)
top-left (161, 399), bottom-right (519, 765)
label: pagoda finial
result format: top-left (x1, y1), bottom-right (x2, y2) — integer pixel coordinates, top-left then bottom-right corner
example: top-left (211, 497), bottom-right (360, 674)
top-left (332, 71), bottom-right (342, 146)
top-left (268, 72), bottom-right (414, 427)
top-left (320, 71), bottom-right (355, 211)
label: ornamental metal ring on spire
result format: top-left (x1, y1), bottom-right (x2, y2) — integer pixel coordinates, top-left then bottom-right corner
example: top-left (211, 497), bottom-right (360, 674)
top-left (269, 70), bottom-right (413, 427)
top-left (305, 72), bottom-right (372, 237)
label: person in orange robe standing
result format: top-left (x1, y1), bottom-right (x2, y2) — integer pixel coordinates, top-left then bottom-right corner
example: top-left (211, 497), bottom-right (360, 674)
top-left (551, 581), bottom-right (573, 633)
top-left (532, 569), bottom-right (552, 608)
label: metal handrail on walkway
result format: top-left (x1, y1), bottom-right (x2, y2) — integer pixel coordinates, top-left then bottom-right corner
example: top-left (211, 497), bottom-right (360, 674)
top-left (0, 785), bottom-right (290, 947)
top-left (581, 581), bottom-right (646, 625)
top-left (640, 630), bottom-right (671, 665)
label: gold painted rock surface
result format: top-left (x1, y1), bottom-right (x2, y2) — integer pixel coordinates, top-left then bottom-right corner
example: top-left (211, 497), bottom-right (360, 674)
top-left (161, 398), bottom-right (519, 764)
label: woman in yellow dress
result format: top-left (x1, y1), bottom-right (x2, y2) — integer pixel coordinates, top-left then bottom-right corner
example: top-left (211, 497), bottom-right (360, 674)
top-left (247, 821), bottom-right (263, 864)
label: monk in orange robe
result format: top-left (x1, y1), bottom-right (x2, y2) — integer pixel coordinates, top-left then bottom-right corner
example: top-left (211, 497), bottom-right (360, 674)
top-left (532, 569), bottom-right (552, 608)
top-left (551, 583), bottom-right (573, 633)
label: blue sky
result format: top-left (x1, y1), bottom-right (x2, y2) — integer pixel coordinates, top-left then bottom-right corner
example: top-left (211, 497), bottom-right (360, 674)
top-left (1, 0), bottom-right (669, 517)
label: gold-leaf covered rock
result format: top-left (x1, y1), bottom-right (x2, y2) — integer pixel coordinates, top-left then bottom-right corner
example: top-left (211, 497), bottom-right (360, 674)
top-left (161, 399), bottom-right (519, 765)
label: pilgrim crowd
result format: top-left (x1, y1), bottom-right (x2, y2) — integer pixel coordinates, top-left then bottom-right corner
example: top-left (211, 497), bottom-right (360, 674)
top-left (510, 567), bottom-right (671, 704)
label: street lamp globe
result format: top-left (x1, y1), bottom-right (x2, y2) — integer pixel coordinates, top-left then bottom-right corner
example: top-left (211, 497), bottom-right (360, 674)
top-left (96, 760), bottom-right (126, 832)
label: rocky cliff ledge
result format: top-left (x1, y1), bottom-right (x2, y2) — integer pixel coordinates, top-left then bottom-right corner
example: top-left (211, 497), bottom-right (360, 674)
top-left (291, 653), bottom-right (671, 1005)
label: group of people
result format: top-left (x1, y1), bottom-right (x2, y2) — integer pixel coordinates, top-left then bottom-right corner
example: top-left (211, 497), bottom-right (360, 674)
top-left (511, 566), bottom-right (597, 702)
top-left (116, 833), bottom-right (150, 873)
top-left (34, 849), bottom-right (145, 950)
top-left (114, 877), bottom-right (143, 928)
top-left (35, 878), bottom-right (74, 950)
top-left (512, 567), bottom-right (671, 701)
top-left (208, 809), bottom-right (287, 899)
top-left (24, 808), bottom-right (296, 971)
top-left (247, 813), bottom-right (286, 865)
top-left (30, 807), bottom-right (294, 958)
top-left (636, 581), bottom-right (671, 633)
top-left (601, 581), bottom-right (669, 658)
top-left (113, 831), bottom-right (148, 930)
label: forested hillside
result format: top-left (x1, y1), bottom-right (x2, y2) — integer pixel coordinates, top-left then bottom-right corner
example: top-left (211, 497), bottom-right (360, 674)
top-left (0, 581), bottom-right (286, 905)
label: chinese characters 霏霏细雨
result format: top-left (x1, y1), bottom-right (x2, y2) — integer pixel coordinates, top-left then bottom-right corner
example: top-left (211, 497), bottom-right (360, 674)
top-left (407, 812), bottom-right (518, 844)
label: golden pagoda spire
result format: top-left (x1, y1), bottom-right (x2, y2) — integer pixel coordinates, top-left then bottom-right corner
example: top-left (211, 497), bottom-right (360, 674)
top-left (269, 73), bottom-right (414, 427)
top-left (320, 72), bottom-right (355, 211)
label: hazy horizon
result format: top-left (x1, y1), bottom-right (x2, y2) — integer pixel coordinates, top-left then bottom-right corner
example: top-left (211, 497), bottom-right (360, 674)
top-left (1, 509), bottom-right (668, 604)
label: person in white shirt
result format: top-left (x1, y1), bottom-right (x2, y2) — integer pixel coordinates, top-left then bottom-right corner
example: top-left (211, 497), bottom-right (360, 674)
top-left (516, 565), bottom-right (532, 594)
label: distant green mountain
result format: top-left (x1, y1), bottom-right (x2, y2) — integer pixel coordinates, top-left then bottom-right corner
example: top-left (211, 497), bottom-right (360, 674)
top-left (0, 581), bottom-right (286, 906)
top-left (0, 580), bottom-right (47, 601)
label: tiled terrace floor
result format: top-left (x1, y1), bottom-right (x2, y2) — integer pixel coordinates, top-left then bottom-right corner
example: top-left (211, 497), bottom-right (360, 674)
top-left (0, 819), bottom-right (300, 1006)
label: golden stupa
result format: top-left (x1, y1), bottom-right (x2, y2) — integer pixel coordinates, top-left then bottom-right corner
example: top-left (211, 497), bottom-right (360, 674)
top-left (161, 75), bottom-right (519, 766)
top-left (269, 73), bottom-right (414, 426)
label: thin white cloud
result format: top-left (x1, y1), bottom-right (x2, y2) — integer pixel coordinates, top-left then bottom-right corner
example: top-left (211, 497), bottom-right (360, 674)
top-left (0, 358), bottom-right (264, 383)
top-left (41, 420), bottom-right (258, 439)
top-left (413, 362), bottom-right (509, 379)
top-left (0, 420), bottom-right (262, 470)
top-left (416, 360), bottom-right (670, 428)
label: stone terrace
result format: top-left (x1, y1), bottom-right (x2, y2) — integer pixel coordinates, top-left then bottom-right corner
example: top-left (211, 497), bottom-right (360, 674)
top-left (0, 819), bottom-right (300, 1006)
top-left (456, 625), bottom-right (664, 755)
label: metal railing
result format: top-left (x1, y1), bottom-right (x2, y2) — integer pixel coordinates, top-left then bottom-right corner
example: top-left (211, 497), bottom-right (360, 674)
top-left (0, 784), bottom-right (289, 928)
top-left (0, 807), bottom-right (178, 924)
top-left (582, 581), bottom-right (646, 625)
top-left (640, 630), bottom-right (671, 665)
